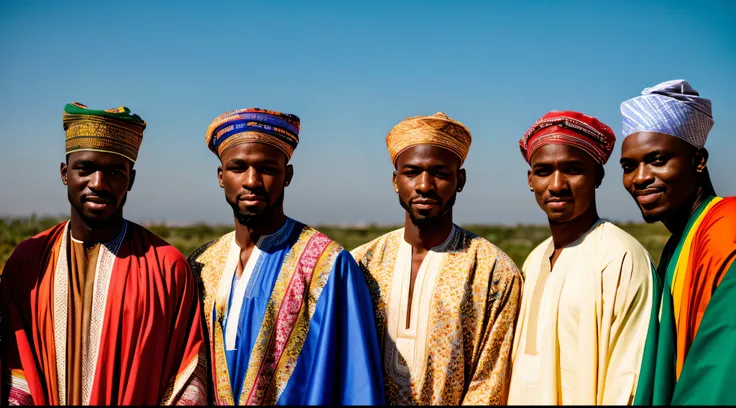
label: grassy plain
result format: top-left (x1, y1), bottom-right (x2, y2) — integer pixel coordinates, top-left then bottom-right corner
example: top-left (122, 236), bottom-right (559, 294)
top-left (0, 215), bottom-right (671, 273)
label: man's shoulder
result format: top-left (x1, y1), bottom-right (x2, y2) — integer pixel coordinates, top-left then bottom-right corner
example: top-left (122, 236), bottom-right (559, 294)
top-left (692, 196), bottom-right (736, 255)
top-left (186, 240), bottom-right (218, 265)
top-left (3, 222), bottom-right (67, 275)
top-left (186, 230), bottom-right (236, 265)
top-left (16, 222), bottom-right (67, 252)
top-left (595, 220), bottom-right (652, 257)
top-left (349, 228), bottom-right (403, 262)
top-left (128, 222), bottom-right (189, 264)
top-left (703, 196), bottom-right (736, 231)
top-left (10, 222), bottom-right (66, 259)
top-left (455, 227), bottom-right (522, 278)
top-left (298, 223), bottom-right (346, 252)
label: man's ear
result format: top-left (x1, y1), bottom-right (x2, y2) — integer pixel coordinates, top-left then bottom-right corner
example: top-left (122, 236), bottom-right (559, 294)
top-left (128, 169), bottom-right (136, 192)
top-left (217, 165), bottom-right (224, 188)
top-left (60, 162), bottom-right (68, 185)
top-left (595, 164), bottom-right (605, 188)
top-left (695, 148), bottom-right (709, 173)
top-left (392, 171), bottom-right (398, 193)
top-left (457, 168), bottom-right (467, 192)
top-left (285, 164), bottom-right (294, 186)
top-left (527, 169), bottom-right (533, 190)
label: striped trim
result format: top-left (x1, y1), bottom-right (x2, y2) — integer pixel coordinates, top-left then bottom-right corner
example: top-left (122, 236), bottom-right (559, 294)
top-left (671, 197), bottom-right (722, 322)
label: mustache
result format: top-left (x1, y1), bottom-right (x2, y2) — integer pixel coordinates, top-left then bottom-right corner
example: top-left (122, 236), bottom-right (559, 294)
top-left (81, 191), bottom-right (116, 202)
top-left (409, 192), bottom-right (443, 203)
top-left (237, 189), bottom-right (269, 200)
top-left (546, 190), bottom-right (573, 199)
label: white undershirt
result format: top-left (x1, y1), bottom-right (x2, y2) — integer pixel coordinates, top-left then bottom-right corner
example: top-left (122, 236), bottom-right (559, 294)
top-left (224, 243), bottom-right (263, 351)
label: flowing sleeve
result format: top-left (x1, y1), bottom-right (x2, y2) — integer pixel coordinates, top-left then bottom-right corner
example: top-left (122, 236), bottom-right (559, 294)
top-left (158, 251), bottom-right (209, 406)
top-left (671, 199), bottom-right (736, 405)
top-left (278, 250), bottom-right (385, 405)
top-left (599, 248), bottom-right (658, 405)
top-left (462, 253), bottom-right (522, 405)
top-left (1, 244), bottom-right (45, 406)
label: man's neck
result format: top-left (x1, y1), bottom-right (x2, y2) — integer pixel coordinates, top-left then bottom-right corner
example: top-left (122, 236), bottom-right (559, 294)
top-left (549, 204), bottom-right (600, 249)
top-left (234, 212), bottom-right (287, 250)
top-left (662, 184), bottom-right (715, 236)
top-left (69, 209), bottom-right (125, 244)
top-left (403, 212), bottom-right (454, 251)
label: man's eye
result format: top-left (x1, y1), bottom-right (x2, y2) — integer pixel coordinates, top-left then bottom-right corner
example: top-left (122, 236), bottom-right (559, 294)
top-left (621, 163), bottom-right (635, 173)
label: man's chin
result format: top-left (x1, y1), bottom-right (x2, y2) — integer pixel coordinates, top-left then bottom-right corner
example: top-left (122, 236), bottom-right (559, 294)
top-left (545, 210), bottom-right (575, 224)
top-left (409, 212), bottom-right (443, 226)
top-left (234, 211), bottom-right (267, 227)
top-left (78, 211), bottom-right (118, 228)
top-left (641, 211), bottom-right (664, 224)
top-left (636, 204), bottom-right (667, 224)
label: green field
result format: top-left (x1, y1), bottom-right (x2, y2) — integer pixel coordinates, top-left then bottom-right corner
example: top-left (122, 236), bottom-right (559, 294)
top-left (0, 215), bottom-right (671, 273)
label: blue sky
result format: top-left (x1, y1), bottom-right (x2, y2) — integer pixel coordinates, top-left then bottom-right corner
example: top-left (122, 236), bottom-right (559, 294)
top-left (1, 0), bottom-right (734, 226)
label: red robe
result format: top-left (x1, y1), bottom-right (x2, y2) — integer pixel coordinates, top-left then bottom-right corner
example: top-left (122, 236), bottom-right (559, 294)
top-left (0, 221), bottom-right (208, 405)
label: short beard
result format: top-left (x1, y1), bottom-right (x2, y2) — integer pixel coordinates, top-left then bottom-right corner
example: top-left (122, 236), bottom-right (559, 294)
top-left (69, 191), bottom-right (125, 230)
top-left (399, 192), bottom-right (457, 227)
top-left (227, 191), bottom-right (284, 228)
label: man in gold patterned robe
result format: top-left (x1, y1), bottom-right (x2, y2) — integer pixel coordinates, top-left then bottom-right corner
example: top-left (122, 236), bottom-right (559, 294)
top-left (351, 112), bottom-right (523, 405)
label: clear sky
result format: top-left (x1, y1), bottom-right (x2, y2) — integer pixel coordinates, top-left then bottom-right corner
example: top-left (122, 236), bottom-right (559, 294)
top-left (1, 0), bottom-right (734, 226)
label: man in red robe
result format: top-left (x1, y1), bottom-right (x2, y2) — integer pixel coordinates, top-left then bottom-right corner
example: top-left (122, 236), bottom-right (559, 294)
top-left (0, 103), bottom-right (208, 405)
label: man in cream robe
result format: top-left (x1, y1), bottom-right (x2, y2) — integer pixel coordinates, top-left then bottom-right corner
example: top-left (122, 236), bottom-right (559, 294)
top-left (509, 110), bottom-right (658, 405)
top-left (352, 112), bottom-right (522, 405)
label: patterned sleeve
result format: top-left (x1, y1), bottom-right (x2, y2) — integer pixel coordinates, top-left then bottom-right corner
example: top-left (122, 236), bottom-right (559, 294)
top-left (462, 252), bottom-right (522, 405)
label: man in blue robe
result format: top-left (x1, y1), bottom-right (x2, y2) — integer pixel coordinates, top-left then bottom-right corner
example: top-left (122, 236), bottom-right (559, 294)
top-left (188, 108), bottom-right (385, 405)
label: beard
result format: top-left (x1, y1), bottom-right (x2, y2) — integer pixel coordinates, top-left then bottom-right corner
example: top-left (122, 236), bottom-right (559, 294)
top-left (399, 192), bottom-right (457, 227)
top-left (226, 190), bottom-right (284, 228)
top-left (69, 190), bottom-right (125, 229)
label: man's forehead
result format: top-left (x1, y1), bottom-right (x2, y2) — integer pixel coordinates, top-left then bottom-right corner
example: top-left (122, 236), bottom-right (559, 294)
top-left (396, 144), bottom-right (460, 166)
top-left (622, 131), bottom-right (692, 153)
top-left (530, 143), bottom-right (593, 165)
top-left (222, 142), bottom-right (286, 160)
top-left (68, 151), bottom-right (132, 166)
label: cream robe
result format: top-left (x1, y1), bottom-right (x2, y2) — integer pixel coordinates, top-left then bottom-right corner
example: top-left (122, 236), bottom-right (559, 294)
top-left (508, 220), bottom-right (655, 405)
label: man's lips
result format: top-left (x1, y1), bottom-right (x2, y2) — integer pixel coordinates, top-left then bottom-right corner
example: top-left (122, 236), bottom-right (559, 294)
top-left (411, 199), bottom-right (439, 210)
top-left (83, 196), bottom-right (112, 210)
top-left (634, 189), bottom-right (664, 206)
top-left (239, 195), bottom-right (266, 205)
top-left (545, 197), bottom-right (572, 209)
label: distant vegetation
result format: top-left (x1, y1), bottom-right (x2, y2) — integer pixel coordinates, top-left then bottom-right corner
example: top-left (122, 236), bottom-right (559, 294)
top-left (0, 215), bottom-right (671, 273)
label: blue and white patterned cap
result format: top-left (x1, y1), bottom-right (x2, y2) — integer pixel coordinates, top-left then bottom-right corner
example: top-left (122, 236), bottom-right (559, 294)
top-left (620, 79), bottom-right (714, 149)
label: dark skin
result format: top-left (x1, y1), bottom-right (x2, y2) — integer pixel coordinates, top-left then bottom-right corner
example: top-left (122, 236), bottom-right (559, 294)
top-left (527, 144), bottom-right (602, 268)
top-left (393, 144), bottom-right (466, 328)
top-left (60, 151), bottom-right (135, 244)
top-left (218, 142), bottom-right (293, 278)
top-left (620, 132), bottom-right (712, 236)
